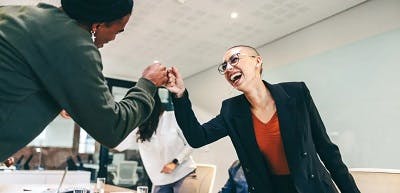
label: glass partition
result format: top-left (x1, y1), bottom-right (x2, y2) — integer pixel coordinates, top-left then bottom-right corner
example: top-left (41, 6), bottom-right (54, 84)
top-left (28, 115), bottom-right (74, 148)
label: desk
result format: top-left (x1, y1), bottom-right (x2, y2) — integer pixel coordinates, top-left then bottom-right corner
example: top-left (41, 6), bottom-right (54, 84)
top-left (83, 163), bottom-right (117, 172)
top-left (104, 184), bottom-right (135, 192)
top-left (0, 170), bottom-right (90, 184)
top-left (0, 184), bottom-right (135, 193)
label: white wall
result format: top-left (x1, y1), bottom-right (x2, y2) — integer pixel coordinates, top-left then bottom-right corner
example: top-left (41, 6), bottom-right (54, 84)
top-left (184, 0), bottom-right (400, 192)
top-left (265, 28), bottom-right (400, 168)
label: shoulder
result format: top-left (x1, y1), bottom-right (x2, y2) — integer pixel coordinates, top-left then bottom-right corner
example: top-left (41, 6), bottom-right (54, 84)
top-left (221, 94), bottom-right (247, 113)
top-left (272, 81), bottom-right (308, 96)
top-left (274, 81), bottom-right (306, 90)
top-left (222, 94), bottom-right (245, 105)
top-left (17, 3), bottom-right (95, 52)
top-left (32, 4), bottom-right (93, 45)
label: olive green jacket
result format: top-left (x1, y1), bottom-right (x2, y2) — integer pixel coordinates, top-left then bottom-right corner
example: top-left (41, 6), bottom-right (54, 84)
top-left (0, 4), bottom-right (156, 161)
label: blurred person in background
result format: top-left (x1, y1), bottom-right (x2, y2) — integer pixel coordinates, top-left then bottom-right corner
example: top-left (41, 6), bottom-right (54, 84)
top-left (219, 160), bottom-right (248, 193)
top-left (3, 157), bottom-right (14, 167)
top-left (116, 88), bottom-right (196, 193)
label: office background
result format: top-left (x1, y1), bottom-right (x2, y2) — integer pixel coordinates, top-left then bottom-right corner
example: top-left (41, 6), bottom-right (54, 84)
top-left (184, 0), bottom-right (400, 190)
top-left (3, 0), bottom-right (399, 192)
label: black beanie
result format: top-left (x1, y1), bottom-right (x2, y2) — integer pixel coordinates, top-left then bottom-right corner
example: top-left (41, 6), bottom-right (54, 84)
top-left (61, 0), bottom-right (134, 23)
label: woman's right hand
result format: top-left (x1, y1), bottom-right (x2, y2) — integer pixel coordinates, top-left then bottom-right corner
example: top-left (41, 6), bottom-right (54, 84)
top-left (165, 67), bottom-right (185, 98)
top-left (141, 63), bottom-right (168, 87)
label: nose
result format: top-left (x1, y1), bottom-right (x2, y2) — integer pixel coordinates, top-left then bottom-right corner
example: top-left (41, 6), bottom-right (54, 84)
top-left (225, 62), bottom-right (234, 72)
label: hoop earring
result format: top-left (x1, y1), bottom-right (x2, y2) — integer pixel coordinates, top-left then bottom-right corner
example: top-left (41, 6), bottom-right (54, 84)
top-left (90, 30), bottom-right (96, 42)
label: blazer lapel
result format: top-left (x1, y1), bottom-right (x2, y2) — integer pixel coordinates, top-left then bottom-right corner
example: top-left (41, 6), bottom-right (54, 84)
top-left (229, 95), bottom-right (260, 153)
top-left (229, 94), bottom-right (274, 191)
top-left (229, 82), bottom-right (300, 164)
top-left (266, 82), bottom-right (299, 170)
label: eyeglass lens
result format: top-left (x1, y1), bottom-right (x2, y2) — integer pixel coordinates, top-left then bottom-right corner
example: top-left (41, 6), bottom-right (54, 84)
top-left (220, 54), bottom-right (240, 72)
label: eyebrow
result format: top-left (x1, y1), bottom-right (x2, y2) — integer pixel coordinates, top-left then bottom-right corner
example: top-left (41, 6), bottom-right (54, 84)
top-left (221, 53), bottom-right (237, 63)
top-left (229, 53), bottom-right (238, 60)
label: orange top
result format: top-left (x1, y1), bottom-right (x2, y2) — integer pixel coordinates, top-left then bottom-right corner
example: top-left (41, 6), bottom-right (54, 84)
top-left (252, 112), bottom-right (290, 175)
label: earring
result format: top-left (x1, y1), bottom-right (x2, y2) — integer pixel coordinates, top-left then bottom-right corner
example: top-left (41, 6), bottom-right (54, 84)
top-left (90, 30), bottom-right (96, 42)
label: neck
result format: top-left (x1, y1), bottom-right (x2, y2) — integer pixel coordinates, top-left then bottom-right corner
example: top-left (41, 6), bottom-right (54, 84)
top-left (244, 80), bottom-right (274, 110)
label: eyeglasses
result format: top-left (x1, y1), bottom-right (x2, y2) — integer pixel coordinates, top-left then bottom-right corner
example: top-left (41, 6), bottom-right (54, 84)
top-left (218, 53), bottom-right (257, 74)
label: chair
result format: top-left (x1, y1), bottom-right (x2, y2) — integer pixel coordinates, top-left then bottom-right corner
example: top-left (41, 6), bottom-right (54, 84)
top-left (112, 153), bottom-right (126, 166)
top-left (350, 168), bottom-right (400, 193)
top-left (66, 156), bottom-right (78, 171)
top-left (111, 161), bottom-right (139, 187)
top-left (177, 164), bottom-right (216, 193)
top-left (76, 155), bottom-right (84, 168)
top-left (23, 154), bottom-right (33, 170)
top-left (15, 155), bottom-right (24, 170)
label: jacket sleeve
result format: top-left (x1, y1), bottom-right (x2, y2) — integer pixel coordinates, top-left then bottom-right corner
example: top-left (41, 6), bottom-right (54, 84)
top-left (29, 34), bottom-right (156, 148)
top-left (175, 145), bottom-right (194, 164)
top-left (302, 83), bottom-right (360, 193)
top-left (172, 90), bottom-right (228, 148)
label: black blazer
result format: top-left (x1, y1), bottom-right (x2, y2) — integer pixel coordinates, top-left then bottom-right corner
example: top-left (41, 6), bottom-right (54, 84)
top-left (172, 81), bottom-right (360, 193)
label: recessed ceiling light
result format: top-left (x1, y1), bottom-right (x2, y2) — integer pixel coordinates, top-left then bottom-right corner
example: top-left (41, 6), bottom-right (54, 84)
top-left (176, 0), bottom-right (186, 4)
top-left (230, 12), bottom-right (238, 19)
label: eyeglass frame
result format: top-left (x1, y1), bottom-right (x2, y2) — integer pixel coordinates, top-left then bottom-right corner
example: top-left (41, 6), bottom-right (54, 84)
top-left (217, 53), bottom-right (258, 74)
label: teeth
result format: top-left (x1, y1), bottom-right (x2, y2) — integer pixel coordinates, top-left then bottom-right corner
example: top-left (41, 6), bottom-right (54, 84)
top-left (230, 72), bottom-right (242, 81)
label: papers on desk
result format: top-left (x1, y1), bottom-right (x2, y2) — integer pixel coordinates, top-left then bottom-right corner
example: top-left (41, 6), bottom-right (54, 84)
top-left (42, 187), bottom-right (90, 193)
top-left (0, 165), bottom-right (16, 170)
top-left (109, 192), bottom-right (135, 193)
top-left (0, 184), bottom-right (93, 193)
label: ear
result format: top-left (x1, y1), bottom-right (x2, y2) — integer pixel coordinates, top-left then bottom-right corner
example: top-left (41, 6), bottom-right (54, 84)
top-left (90, 23), bottom-right (102, 32)
top-left (256, 56), bottom-right (263, 67)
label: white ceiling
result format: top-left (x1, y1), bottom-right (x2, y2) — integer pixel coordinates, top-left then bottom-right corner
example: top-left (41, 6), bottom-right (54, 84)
top-left (1, 0), bottom-right (367, 81)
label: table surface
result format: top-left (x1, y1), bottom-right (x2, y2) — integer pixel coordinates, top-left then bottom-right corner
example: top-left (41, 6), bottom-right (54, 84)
top-left (104, 184), bottom-right (135, 193)
top-left (0, 183), bottom-right (135, 193)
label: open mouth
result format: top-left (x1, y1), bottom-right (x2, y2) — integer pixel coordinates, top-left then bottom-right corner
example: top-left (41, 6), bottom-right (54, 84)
top-left (230, 72), bottom-right (242, 85)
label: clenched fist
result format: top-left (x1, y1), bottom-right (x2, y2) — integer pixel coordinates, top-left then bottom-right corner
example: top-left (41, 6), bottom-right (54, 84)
top-left (142, 63), bottom-right (168, 87)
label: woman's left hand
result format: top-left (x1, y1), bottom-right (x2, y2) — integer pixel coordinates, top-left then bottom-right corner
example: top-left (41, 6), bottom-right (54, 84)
top-left (160, 162), bottom-right (177, 174)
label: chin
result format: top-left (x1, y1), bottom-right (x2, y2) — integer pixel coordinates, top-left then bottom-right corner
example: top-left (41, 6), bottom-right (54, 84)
top-left (229, 82), bottom-right (241, 91)
top-left (232, 80), bottom-right (249, 92)
top-left (230, 78), bottom-right (243, 89)
top-left (234, 85), bottom-right (244, 92)
top-left (94, 42), bottom-right (104, 48)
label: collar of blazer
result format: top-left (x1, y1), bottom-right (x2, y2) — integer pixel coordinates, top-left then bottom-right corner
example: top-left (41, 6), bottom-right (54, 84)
top-left (226, 81), bottom-right (300, 167)
top-left (227, 80), bottom-right (295, 118)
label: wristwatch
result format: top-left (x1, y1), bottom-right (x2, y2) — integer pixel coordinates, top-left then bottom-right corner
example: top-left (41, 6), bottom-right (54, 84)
top-left (172, 158), bottom-right (179, 165)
